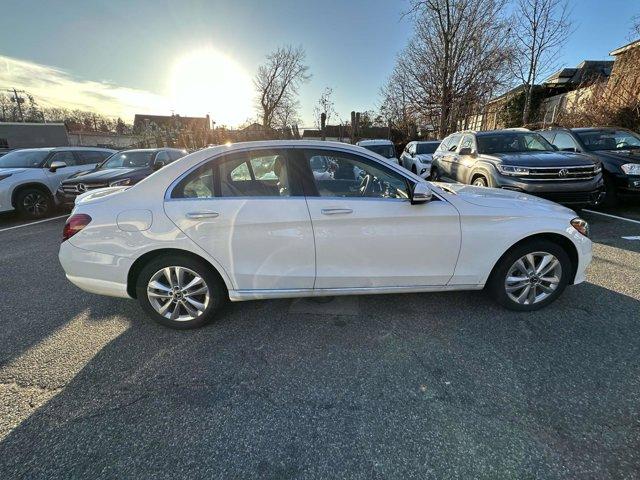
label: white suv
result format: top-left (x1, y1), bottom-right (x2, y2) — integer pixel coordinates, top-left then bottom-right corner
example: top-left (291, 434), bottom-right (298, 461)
top-left (400, 141), bottom-right (441, 178)
top-left (0, 147), bottom-right (116, 218)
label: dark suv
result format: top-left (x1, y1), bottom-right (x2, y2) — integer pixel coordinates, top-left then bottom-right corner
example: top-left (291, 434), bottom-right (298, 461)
top-left (432, 129), bottom-right (604, 207)
top-left (538, 127), bottom-right (640, 206)
top-left (57, 148), bottom-right (187, 207)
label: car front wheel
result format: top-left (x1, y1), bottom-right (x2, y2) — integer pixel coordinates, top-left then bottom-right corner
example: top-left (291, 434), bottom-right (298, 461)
top-left (136, 255), bottom-right (227, 329)
top-left (487, 240), bottom-right (571, 311)
top-left (16, 187), bottom-right (53, 219)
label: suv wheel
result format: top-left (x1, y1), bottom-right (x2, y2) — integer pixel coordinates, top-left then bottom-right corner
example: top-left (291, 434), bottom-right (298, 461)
top-left (487, 240), bottom-right (571, 311)
top-left (136, 255), bottom-right (227, 329)
top-left (15, 187), bottom-right (53, 219)
top-left (472, 175), bottom-right (488, 187)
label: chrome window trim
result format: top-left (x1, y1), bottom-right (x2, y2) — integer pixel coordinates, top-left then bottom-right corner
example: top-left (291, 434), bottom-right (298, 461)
top-left (164, 144), bottom-right (445, 203)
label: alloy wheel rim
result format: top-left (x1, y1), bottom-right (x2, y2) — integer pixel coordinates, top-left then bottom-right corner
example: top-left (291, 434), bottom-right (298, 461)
top-left (504, 252), bottom-right (562, 305)
top-left (473, 178), bottom-right (486, 187)
top-left (147, 266), bottom-right (210, 321)
top-left (23, 192), bottom-right (48, 216)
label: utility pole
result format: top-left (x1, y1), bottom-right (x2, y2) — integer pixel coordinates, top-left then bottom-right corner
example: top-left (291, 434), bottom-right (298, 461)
top-left (11, 88), bottom-right (25, 122)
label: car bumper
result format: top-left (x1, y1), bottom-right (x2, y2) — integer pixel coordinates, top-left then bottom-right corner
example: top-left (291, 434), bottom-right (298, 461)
top-left (0, 187), bottom-right (14, 213)
top-left (59, 241), bottom-right (132, 298)
top-left (495, 176), bottom-right (605, 206)
top-left (56, 189), bottom-right (78, 206)
top-left (613, 174), bottom-right (640, 196)
top-left (569, 228), bottom-right (592, 285)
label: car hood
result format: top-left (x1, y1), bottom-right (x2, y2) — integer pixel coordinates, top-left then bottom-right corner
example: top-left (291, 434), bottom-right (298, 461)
top-left (415, 154), bottom-right (433, 162)
top-left (433, 182), bottom-right (575, 215)
top-left (487, 151), bottom-right (596, 166)
top-left (591, 149), bottom-right (640, 164)
top-left (0, 167), bottom-right (29, 176)
top-left (62, 167), bottom-right (145, 184)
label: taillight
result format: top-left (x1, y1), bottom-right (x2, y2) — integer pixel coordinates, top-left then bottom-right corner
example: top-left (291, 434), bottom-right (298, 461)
top-left (62, 214), bottom-right (92, 242)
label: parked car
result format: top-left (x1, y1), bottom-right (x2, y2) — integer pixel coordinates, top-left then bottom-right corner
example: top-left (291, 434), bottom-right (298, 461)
top-left (356, 139), bottom-right (399, 164)
top-left (400, 141), bottom-right (441, 178)
top-left (59, 140), bottom-right (591, 329)
top-left (432, 129), bottom-right (604, 207)
top-left (0, 147), bottom-right (116, 218)
top-left (538, 127), bottom-right (640, 206)
top-left (57, 148), bottom-right (187, 207)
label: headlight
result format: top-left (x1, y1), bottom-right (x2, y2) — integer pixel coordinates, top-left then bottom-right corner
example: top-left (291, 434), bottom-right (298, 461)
top-left (571, 217), bottom-right (590, 237)
top-left (0, 173), bottom-right (12, 182)
top-left (497, 165), bottom-right (530, 176)
top-left (621, 163), bottom-right (640, 175)
top-left (109, 178), bottom-right (131, 187)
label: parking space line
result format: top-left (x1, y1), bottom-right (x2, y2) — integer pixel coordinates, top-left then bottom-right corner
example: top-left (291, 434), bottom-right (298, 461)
top-left (0, 215), bottom-right (68, 233)
top-left (582, 209), bottom-right (640, 225)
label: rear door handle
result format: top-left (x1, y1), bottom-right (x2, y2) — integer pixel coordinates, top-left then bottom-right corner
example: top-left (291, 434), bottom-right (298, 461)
top-left (321, 208), bottom-right (353, 215)
top-left (186, 211), bottom-right (219, 219)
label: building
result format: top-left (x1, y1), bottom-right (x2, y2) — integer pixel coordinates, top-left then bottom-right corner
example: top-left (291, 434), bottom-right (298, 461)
top-left (0, 122), bottom-right (68, 152)
top-left (133, 114), bottom-right (211, 133)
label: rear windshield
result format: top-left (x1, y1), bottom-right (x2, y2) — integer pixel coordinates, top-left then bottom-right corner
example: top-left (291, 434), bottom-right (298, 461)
top-left (0, 150), bottom-right (49, 168)
top-left (476, 132), bottom-right (554, 154)
top-left (416, 143), bottom-right (438, 155)
top-left (362, 144), bottom-right (396, 159)
top-left (576, 130), bottom-right (640, 151)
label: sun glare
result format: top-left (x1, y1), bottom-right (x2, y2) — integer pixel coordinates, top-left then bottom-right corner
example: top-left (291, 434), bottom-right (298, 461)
top-left (169, 48), bottom-right (254, 127)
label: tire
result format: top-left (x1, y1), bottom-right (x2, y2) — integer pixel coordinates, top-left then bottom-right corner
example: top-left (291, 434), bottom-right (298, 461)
top-left (411, 165), bottom-right (417, 174)
top-left (487, 239), bottom-right (571, 311)
top-left (15, 187), bottom-right (53, 219)
top-left (472, 175), bottom-right (488, 187)
top-left (430, 167), bottom-right (439, 181)
top-left (135, 255), bottom-right (227, 329)
top-left (600, 174), bottom-right (619, 208)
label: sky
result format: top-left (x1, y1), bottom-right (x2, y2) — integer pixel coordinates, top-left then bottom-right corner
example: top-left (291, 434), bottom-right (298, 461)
top-left (0, 0), bottom-right (638, 127)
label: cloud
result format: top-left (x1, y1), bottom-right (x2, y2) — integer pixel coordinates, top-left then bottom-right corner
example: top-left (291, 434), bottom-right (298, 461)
top-left (0, 54), bottom-right (171, 120)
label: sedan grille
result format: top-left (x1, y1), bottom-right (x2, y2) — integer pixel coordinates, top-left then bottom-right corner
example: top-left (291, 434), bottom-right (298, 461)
top-left (61, 182), bottom-right (109, 194)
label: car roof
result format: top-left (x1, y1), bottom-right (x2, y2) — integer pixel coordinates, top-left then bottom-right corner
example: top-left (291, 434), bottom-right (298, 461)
top-left (6, 146), bottom-right (116, 153)
top-left (356, 139), bottom-right (393, 146)
top-left (415, 140), bottom-right (441, 144)
top-left (570, 127), bottom-right (628, 133)
top-left (475, 129), bottom-right (536, 136)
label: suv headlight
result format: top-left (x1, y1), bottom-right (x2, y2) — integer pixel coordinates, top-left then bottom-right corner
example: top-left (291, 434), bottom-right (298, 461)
top-left (109, 178), bottom-right (131, 187)
top-left (571, 218), bottom-right (590, 237)
top-left (621, 163), bottom-right (640, 175)
top-left (497, 165), bottom-right (530, 176)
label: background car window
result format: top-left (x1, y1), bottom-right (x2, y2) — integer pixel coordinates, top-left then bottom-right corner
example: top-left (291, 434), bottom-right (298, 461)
top-left (576, 130), bottom-right (640, 151)
top-left (303, 149), bottom-right (409, 199)
top-left (169, 150), bottom-right (187, 161)
top-left (416, 142), bottom-right (438, 154)
top-left (552, 132), bottom-right (578, 151)
top-left (459, 135), bottom-right (474, 152)
top-left (219, 150), bottom-right (290, 197)
top-left (102, 151), bottom-right (154, 169)
top-left (76, 151), bottom-right (109, 165)
top-left (447, 134), bottom-right (462, 152)
top-left (48, 151), bottom-right (77, 166)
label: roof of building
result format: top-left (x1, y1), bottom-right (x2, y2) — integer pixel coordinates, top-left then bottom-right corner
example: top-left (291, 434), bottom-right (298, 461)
top-left (610, 38), bottom-right (640, 56)
top-left (543, 60), bottom-right (613, 86)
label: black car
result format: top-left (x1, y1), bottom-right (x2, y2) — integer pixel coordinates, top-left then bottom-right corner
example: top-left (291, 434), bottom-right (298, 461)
top-left (432, 129), bottom-right (604, 207)
top-left (538, 127), bottom-right (640, 206)
top-left (57, 148), bottom-right (187, 206)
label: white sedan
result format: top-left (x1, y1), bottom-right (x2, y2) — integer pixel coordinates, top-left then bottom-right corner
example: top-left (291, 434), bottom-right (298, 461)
top-left (59, 140), bottom-right (592, 329)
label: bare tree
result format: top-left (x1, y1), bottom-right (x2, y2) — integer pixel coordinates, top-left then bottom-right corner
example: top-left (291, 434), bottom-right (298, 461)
top-left (389, 0), bottom-right (513, 138)
top-left (512, 0), bottom-right (572, 124)
top-left (254, 45), bottom-right (311, 129)
top-left (632, 14), bottom-right (640, 39)
top-left (313, 87), bottom-right (337, 128)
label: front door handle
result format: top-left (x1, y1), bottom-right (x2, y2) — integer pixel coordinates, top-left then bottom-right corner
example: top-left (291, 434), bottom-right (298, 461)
top-left (321, 208), bottom-right (353, 215)
top-left (186, 211), bottom-right (219, 219)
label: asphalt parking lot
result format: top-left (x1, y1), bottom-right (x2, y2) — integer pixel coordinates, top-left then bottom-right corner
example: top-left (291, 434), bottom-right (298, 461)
top-left (0, 206), bottom-right (639, 479)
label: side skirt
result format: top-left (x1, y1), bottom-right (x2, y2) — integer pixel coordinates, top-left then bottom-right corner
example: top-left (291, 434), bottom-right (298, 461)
top-left (228, 284), bottom-right (485, 302)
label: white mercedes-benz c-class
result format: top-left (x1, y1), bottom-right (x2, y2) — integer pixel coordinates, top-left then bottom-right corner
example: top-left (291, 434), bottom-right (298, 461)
top-left (59, 141), bottom-right (592, 329)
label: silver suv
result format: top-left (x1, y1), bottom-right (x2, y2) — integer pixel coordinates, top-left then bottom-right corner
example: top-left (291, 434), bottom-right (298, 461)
top-left (0, 147), bottom-right (116, 218)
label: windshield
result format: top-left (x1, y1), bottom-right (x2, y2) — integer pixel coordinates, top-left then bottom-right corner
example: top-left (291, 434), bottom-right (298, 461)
top-left (416, 143), bottom-right (439, 155)
top-left (576, 130), bottom-right (640, 151)
top-left (100, 151), bottom-right (154, 169)
top-left (476, 132), bottom-right (555, 154)
top-left (0, 150), bottom-right (50, 168)
top-left (363, 144), bottom-right (397, 159)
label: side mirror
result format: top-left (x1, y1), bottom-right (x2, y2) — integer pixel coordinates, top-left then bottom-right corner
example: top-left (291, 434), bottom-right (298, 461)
top-left (458, 147), bottom-right (475, 156)
top-left (411, 182), bottom-right (433, 204)
top-left (49, 161), bottom-right (67, 173)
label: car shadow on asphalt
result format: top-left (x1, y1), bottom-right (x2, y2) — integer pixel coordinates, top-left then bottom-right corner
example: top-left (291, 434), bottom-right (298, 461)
top-left (1, 281), bottom-right (639, 478)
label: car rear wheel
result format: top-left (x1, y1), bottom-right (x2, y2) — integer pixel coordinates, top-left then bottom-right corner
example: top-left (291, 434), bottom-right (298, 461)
top-left (136, 255), bottom-right (227, 329)
top-left (487, 240), bottom-right (571, 311)
top-left (15, 187), bottom-right (53, 219)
